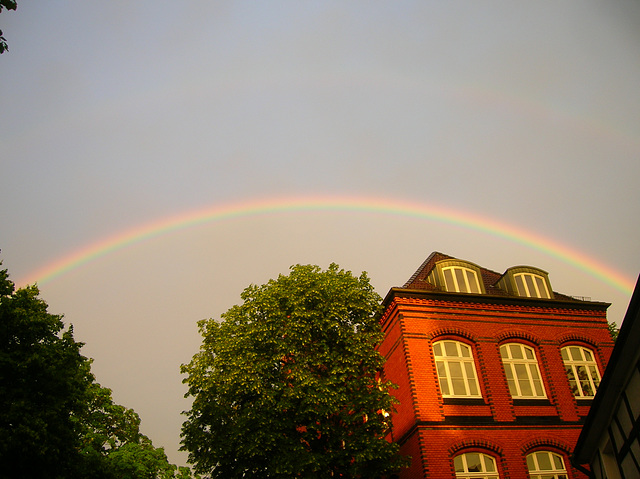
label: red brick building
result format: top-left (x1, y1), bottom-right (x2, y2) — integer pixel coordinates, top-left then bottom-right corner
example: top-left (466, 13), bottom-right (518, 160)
top-left (378, 252), bottom-right (614, 479)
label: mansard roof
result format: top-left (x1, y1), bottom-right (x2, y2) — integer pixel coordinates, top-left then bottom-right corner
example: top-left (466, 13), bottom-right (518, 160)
top-left (401, 251), bottom-right (583, 302)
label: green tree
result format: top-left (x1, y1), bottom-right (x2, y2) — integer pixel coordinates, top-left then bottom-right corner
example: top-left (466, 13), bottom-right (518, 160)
top-left (181, 264), bottom-right (406, 478)
top-left (608, 321), bottom-right (619, 342)
top-left (78, 381), bottom-right (196, 479)
top-left (0, 260), bottom-right (194, 478)
top-left (0, 0), bottom-right (17, 54)
top-left (0, 262), bottom-right (91, 477)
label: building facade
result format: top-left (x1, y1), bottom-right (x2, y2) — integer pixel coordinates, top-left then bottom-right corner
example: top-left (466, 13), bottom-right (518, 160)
top-left (378, 252), bottom-right (614, 479)
top-left (572, 275), bottom-right (640, 479)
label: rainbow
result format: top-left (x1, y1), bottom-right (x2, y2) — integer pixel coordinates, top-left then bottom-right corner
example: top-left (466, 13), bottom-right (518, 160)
top-left (16, 196), bottom-right (635, 295)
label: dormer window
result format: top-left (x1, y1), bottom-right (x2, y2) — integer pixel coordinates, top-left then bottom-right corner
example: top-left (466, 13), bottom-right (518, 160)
top-left (428, 259), bottom-right (486, 294)
top-left (513, 273), bottom-right (551, 299)
top-left (496, 266), bottom-right (554, 300)
top-left (442, 266), bottom-right (481, 294)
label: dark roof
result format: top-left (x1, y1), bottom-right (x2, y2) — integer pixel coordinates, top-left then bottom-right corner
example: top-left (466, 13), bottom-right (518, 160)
top-left (401, 251), bottom-right (579, 301)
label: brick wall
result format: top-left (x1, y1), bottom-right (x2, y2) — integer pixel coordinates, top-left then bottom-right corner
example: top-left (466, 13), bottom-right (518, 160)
top-left (379, 292), bottom-right (613, 479)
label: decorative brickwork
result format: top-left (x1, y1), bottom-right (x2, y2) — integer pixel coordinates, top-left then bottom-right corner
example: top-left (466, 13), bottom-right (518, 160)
top-left (448, 439), bottom-right (504, 455)
top-left (520, 438), bottom-right (572, 455)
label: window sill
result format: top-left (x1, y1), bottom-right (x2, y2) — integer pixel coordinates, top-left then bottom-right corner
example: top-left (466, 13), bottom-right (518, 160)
top-left (513, 398), bottom-right (552, 406)
top-left (443, 398), bottom-right (486, 406)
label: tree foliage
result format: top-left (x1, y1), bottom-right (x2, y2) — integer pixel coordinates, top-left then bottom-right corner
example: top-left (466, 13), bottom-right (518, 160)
top-left (0, 260), bottom-right (194, 478)
top-left (608, 321), bottom-right (619, 342)
top-left (0, 0), bottom-right (17, 54)
top-left (181, 264), bottom-right (406, 478)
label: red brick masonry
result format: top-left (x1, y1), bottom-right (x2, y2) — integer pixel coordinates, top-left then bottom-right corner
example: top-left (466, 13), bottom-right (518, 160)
top-left (378, 290), bottom-right (613, 479)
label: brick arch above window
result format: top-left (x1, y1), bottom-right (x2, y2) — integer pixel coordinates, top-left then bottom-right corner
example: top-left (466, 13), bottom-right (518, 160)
top-left (448, 439), bottom-right (504, 456)
top-left (520, 438), bottom-right (572, 456)
top-left (496, 330), bottom-right (541, 345)
top-left (427, 327), bottom-right (478, 342)
top-left (556, 333), bottom-right (600, 348)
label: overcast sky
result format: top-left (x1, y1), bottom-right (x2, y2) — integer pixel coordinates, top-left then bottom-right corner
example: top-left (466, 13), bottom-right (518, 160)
top-left (1, 0), bottom-right (639, 466)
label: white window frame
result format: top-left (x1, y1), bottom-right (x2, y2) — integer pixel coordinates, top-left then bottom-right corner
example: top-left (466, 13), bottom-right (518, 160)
top-left (499, 343), bottom-right (546, 398)
top-left (433, 340), bottom-right (482, 398)
top-left (454, 452), bottom-right (500, 479)
top-left (513, 273), bottom-right (551, 299)
top-left (442, 266), bottom-right (482, 294)
top-left (526, 451), bottom-right (568, 479)
top-left (560, 346), bottom-right (601, 398)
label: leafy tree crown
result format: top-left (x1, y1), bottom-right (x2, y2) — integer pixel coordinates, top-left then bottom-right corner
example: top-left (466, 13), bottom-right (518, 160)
top-left (181, 264), bottom-right (407, 478)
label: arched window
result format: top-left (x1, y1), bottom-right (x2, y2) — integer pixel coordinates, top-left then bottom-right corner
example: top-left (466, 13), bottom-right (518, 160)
top-left (499, 343), bottom-right (546, 398)
top-left (513, 272), bottom-right (551, 299)
top-left (454, 452), bottom-right (500, 479)
top-left (560, 345), bottom-right (601, 397)
top-left (433, 340), bottom-right (482, 398)
top-left (526, 451), bottom-right (568, 479)
top-left (442, 266), bottom-right (482, 293)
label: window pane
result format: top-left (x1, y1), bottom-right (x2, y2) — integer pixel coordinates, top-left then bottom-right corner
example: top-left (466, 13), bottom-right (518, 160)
top-left (515, 275), bottom-right (526, 296)
top-left (510, 344), bottom-right (523, 359)
top-left (519, 379), bottom-right (533, 396)
top-left (500, 346), bottom-right (509, 359)
top-left (535, 276), bottom-right (549, 298)
top-left (589, 366), bottom-right (600, 388)
top-left (533, 379), bottom-right (544, 397)
top-left (440, 380), bottom-right (450, 396)
top-left (464, 362), bottom-right (476, 379)
top-left (455, 268), bottom-right (467, 292)
top-left (437, 361), bottom-right (449, 396)
top-left (460, 344), bottom-right (471, 358)
top-left (452, 378), bottom-right (467, 396)
top-left (560, 348), bottom-right (569, 361)
top-left (444, 268), bottom-right (455, 292)
top-left (454, 455), bottom-right (464, 472)
top-left (525, 347), bottom-right (535, 360)
top-left (553, 455), bottom-right (564, 469)
top-left (484, 455), bottom-right (496, 472)
top-left (504, 364), bottom-right (514, 380)
top-left (576, 365), bottom-right (589, 381)
top-left (465, 453), bottom-right (481, 472)
top-left (449, 361), bottom-right (462, 378)
top-left (465, 363), bottom-right (479, 395)
top-left (581, 381), bottom-right (594, 397)
top-left (526, 455), bottom-right (536, 470)
top-left (525, 275), bottom-right (536, 297)
top-left (466, 270), bottom-right (480, 293)
top-left (566, 366), bottom-right (578, 395)
top-left (577, 366), bottom-right (593, 396)
top-left (445, 341), bottom-right (459, 357)
top-left (529, 364), bottom-right (540, 380)
top-left (537, 452), bottom-right (552, 470)
top-left (449, 361), bottom-right (463, 378)
top-left (570, 347), bottom-right (582, 361)
top-left (515, 364), bottom-right (529, 380)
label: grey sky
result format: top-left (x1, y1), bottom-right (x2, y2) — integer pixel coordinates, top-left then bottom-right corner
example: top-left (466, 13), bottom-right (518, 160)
top-left (1, 0), bottom-right (639, 466)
